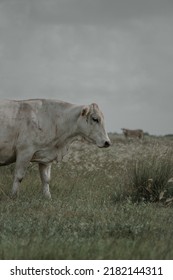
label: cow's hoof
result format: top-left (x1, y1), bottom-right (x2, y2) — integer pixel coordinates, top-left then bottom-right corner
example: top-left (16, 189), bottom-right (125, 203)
top-left (43, 191), bottom-right (52, 200)
top-left (10, 192), bottom-right (18, 199)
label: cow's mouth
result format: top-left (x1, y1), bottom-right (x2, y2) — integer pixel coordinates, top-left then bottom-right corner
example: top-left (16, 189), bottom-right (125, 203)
top-left (91, 139), bottom-right (111, 148)
top-left (81, 136), bottom-right (111, 148)
top-left (97, 140), bottom-right (111, 148)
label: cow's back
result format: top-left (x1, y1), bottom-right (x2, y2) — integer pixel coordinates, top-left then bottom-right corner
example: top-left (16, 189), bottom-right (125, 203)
top-left (0, 100), bottom-right (19, 123)
top-left (0, 99), bottom-right (66, 165)
top-left (0, 100), bottom-right (20, 140)
top-left (0, 100), bottom-right (43, 164)
top-left (0, 101), bottom-right (21, 165)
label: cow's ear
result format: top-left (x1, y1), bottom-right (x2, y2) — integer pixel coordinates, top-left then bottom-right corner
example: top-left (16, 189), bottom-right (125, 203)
top-left (81, 106), bottom-right (90, 117)
top-left (91, 103), bottom-right (99, 110)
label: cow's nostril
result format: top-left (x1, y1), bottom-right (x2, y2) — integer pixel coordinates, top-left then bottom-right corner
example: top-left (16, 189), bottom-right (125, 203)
top-left (104, 141), bottom-right (110, 147)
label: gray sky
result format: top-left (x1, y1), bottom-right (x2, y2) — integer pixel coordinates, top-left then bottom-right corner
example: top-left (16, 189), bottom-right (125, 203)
top-left (0, 0), bottom-right (173, 135)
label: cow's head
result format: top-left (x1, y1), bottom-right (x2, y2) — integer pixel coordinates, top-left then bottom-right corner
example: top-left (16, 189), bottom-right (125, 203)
top-left (77, 103), bottom-right (111, 148)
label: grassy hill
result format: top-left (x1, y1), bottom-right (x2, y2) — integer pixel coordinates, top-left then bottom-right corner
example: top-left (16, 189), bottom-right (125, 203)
top-left (0, 134), bottom-right (173, 259)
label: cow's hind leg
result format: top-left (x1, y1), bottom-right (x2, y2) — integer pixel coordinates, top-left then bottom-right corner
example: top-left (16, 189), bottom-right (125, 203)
top-left (11, 151), bottom-right (32, 198)
top-left (39, 163), bottom-right (52, 199)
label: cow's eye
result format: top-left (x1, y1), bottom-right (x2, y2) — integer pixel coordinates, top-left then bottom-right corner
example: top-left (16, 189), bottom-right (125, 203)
top-left (92, 117), bottom-right (99, 123)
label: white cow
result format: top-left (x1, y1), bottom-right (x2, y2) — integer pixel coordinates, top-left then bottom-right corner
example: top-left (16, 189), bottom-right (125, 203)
top-left (0, 99), bottom-right (111, 198)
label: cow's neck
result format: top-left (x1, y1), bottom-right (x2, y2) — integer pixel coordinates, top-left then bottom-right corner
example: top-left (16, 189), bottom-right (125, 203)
top-left (54, 105), bottom-right (82, 148)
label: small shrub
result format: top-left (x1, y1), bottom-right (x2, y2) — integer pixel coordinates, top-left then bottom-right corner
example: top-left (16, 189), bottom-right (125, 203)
top-left (127, 151), bottom-right (173, 203)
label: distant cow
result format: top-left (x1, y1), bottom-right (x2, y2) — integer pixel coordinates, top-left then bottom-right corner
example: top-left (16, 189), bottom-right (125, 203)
top-left (121, 128), bottom-right (144, 140)
top-left (0, 99), bottom-right (111, 198)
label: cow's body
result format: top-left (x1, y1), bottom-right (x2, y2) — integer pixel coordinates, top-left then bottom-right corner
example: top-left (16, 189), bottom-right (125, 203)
top-left (0, 99), bottom-right (110, 198)
top-left (121, 128), bottom-right (144, 140)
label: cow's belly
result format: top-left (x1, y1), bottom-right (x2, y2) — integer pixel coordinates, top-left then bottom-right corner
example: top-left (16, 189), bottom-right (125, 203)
top-left (0, 145), bottom-right (16, 166)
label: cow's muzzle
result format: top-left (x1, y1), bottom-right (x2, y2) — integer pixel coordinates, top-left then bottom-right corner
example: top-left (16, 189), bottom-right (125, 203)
top-left (103, 140), bottom-right (111, 148)
top-left (98, 140), bottom-right (111, 148)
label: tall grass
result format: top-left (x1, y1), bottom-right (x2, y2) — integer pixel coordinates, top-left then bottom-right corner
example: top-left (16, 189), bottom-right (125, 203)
top-left (126, 149), bottom-right (173, 203)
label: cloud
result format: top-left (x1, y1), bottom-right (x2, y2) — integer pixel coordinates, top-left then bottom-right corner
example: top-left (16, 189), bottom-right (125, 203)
top-left (1, 0), bottom-right (173, 27)
top-left (0, 0), bottom-right (173, 134)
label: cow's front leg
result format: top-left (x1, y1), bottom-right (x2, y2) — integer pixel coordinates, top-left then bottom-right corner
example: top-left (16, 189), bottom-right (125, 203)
top-left (39, 163), bottom-right (52, 199)
top-left (11, 152), bottom-right (31, 198)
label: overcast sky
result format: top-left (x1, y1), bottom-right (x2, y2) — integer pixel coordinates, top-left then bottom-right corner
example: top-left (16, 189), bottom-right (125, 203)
top-left (0, 0), bottom-right (173, 135)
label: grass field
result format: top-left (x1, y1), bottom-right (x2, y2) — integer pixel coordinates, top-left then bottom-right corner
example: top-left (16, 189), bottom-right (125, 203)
top-left (0, 134), bottom-right (173, 259)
